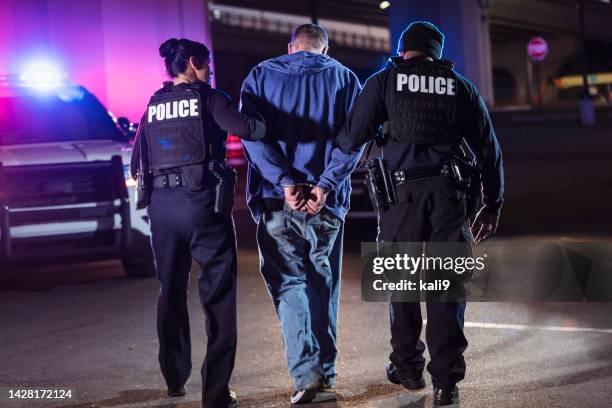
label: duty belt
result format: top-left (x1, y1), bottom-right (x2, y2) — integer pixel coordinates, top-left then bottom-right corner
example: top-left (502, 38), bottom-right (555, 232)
top-left (391, 164), bottom-right (451, 185)
top-left (153, 172), bottom-right (183, 189)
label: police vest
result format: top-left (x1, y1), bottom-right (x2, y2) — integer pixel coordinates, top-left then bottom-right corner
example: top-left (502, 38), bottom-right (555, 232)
top-left (145, 83), bottom-right (209, 171)
top-left (387, 59), bottom-right (459, 145)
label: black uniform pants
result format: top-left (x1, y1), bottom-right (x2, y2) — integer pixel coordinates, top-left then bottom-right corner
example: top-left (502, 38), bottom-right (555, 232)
top-left (379, 177), bottom-right (472, 389)
top-left (148, 186), bottom-right (237, 407)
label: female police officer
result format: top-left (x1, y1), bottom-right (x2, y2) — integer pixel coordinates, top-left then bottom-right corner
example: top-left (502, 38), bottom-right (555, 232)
top-left (130, 38), bottom-right (265, 408)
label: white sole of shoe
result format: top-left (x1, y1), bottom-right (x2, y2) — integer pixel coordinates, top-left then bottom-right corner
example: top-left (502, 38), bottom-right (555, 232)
top-left (290, 388), bottom-right (318, 404)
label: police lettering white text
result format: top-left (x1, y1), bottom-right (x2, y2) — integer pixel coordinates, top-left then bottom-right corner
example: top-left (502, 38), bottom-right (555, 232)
top-left (148, 99), bottom-right (199, 123)
top-left (396, 74), bottom-right (455, 95)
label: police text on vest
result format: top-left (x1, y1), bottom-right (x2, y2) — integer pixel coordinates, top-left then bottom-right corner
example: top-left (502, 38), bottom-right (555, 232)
top-left (397, 74), bottom-right (455, 95)
top-left (148, 99), bottom-right (199, 123)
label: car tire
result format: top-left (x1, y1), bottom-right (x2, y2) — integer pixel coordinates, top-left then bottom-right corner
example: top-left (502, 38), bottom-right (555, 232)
top-left (122, 258), bottom-right (156, 278)
top-left (122, 230), bottom-right (155, 278)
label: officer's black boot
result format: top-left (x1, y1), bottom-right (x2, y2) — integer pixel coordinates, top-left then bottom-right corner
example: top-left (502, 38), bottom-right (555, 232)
top-left (386, 363), bottom-right (426, 390)
top-left (167, 386), bottom-right (186, 397)
top-left (433, 386), bottom-right (459, 406)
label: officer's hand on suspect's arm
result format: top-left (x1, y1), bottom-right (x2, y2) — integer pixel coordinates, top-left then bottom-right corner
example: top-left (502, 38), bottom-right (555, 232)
top-left (210, 90), bottom-right (266, 141)
top-left (283, 185), bottom-right (307, 210)
top-left (471, 207), bottom-right (500, 244)
top-left (304, 186), bottom-right (328, 215)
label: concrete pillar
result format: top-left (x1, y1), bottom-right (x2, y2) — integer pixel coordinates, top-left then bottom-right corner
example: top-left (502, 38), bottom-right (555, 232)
top-left (538, 35), bottom-right (579, 104)
top-left (388, 0), bottom-right (494, 105)
top-left (0, 0), bottom-right (214, 120)
top-left (492, 40), bottom-right (529, 105)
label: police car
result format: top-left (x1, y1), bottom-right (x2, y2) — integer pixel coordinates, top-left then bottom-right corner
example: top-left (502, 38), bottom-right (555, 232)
top-left (0, 66), bottom-right (154, 277)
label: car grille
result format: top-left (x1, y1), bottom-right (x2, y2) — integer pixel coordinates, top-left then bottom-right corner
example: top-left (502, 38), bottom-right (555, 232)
top-left (3, 162), bottom-right (117, 208)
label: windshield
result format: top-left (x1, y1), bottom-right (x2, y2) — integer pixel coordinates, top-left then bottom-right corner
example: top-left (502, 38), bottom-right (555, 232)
top-left (0, 86), bottom-right (126, 145)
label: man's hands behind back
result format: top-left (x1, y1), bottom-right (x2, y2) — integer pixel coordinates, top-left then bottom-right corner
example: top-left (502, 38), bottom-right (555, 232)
top-left (283, 185), bottom-right (328, 215)
top-left (283, 185), bottom-right (307, 210)
top-left (305, 186), bottom-right (328, 214)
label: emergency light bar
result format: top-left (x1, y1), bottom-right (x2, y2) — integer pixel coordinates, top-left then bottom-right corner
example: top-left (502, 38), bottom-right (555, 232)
top-left (18, 60), bottom-right (66, 89)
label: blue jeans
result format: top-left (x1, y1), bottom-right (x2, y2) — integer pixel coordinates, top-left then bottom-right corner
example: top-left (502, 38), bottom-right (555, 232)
top-left (256, 205), bottom-right (343, 390)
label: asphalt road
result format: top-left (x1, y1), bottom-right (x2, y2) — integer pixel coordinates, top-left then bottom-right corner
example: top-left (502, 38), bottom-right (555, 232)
top-left (1, 118), bottom-right (612, 407)
top-left (1, 241), bottom-right (611, 408)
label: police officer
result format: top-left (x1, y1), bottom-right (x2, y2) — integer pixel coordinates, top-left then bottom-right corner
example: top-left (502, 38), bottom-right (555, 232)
top-left (337, 22), bottom-right (504, 406)
top-left (130, 38), bottom-right (265, 408)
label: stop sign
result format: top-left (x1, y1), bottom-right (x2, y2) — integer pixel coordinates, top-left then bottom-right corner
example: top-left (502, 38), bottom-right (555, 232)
top-left (528, 37), bottom-right (548, 61)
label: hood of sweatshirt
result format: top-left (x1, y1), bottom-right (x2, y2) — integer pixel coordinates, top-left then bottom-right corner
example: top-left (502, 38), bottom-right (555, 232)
top-left (259, 51), bottom-right (340, 75)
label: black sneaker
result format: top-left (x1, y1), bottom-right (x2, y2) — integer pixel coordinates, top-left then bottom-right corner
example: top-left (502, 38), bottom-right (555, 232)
top-left (386, 363), bottom-right (426, 390)
top-left (290, 387), bottom-right (319, 404)
top-left (433, 386), bottom-right (459, 406)
top-left (167, 386), bottom-right (186, 397)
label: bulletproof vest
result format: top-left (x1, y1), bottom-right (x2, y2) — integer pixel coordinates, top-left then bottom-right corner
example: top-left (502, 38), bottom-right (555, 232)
top-left (145, 82), bottom-right (209, 171)
top-left (387, 58), bottom-right (459, 145)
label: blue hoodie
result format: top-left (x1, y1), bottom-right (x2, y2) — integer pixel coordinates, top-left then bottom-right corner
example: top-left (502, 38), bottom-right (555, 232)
top-left (240, 51), bottom-right (363, 222)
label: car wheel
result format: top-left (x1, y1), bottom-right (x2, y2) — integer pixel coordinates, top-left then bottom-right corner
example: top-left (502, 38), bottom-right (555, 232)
top-left (122, 258), bottom-right (156, 278)
top-left (122, 230), bottom-right (155, 278)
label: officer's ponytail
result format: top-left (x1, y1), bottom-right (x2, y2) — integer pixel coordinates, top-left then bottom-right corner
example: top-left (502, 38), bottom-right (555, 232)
top-left (159, 38), bottom-right (210, 78)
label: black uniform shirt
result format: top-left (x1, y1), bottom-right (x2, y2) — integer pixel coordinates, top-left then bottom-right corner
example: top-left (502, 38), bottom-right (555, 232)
top-left (337, 57), bottom-right (504, 215)
top-left (130, 82), bottom-right (265, 179)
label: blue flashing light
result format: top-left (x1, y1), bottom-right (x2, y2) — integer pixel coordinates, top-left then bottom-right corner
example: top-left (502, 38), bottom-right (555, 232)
top-left (19, 60), bottom-right (66, 89)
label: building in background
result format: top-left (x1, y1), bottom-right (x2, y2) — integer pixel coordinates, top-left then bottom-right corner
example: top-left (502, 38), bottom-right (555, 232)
top-left (488, 0), bottom-right (612, 107)
top-left (210, 0), bottom-right (612, 108)
top-left (1, 0), bottom-right (611, 120)
top-left (0, 0), bottom-right (214, 121)
top-left (208, 0), bottom-right (391, 102)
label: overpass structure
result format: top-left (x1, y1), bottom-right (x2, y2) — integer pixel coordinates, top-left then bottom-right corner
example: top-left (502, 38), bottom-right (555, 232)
top-left (212, 0), bottom-right (612, 107)
top-left (1, 0), bottom-right (611, 119)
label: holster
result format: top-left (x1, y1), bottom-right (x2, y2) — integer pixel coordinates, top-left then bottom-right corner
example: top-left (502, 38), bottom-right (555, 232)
top-left (135, 133), bottom-right (153, 210)
top-left (461, 161), bottom-right (482, 221)
top-left (208, 161), bottom-right (236, 216)
top-left (364, 157), bottom-right (397, 213)
top-left (452, 146), bottom-right (482, 220)
top-left (449, 158), bottom-right (471, 190)
top-left (135, 171), bottom-right (152, 210)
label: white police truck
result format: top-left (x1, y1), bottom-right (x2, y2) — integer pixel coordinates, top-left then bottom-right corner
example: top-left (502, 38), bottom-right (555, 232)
top-left (0, 68), bottom-right (154, 277)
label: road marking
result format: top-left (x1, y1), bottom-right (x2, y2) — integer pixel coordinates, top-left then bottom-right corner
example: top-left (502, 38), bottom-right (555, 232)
top-left (424, 320), bottom-right (612, 334)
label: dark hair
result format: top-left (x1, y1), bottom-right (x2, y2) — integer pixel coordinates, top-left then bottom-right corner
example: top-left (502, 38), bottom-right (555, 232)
top-left (290, 24), bottom-right (329, 49)
top-left (159, 38), bottom-right (210, 77)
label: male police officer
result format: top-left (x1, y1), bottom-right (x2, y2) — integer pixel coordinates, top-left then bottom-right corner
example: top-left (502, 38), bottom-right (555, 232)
top-left (131, 38), bottom-right (265, 407)
top-left (337, 22), bottom-right (504, 406)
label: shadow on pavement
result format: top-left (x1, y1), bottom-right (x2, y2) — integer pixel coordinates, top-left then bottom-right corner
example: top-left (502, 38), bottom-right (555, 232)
top-left (162, 383), bottom-right (426, 407)
top-left (0, 260), bottom-right (125, 293)
top-left (497, 340), bottom-right (612, 392)
top-left (52, 389), bottom-right (167, 408)
top-left (339, 383), bottom-right (425, 407)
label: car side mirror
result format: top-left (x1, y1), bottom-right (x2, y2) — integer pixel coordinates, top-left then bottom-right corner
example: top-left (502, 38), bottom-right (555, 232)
top-left (117, 117), bottom-right (137, 141)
